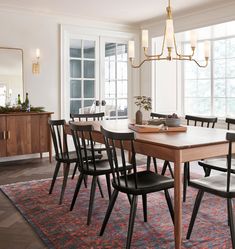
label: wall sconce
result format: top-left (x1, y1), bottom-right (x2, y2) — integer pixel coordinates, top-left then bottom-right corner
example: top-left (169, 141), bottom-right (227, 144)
top-left (32, 48), bottom-right (40, 74)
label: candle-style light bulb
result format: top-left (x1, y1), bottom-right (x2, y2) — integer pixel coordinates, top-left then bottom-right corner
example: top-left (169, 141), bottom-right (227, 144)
top-left (166, 19), bottom-right (174, 48)
top-left (36, 48), bottom-right (40, 59)
top-left (128, 40), bottom-right (135, 59)
top-left (204, 41), bottom-right (210, 58)
top-left (142, 30), bottom-right (149, 48)
top-left (190, 30), bottom-right (197, 48)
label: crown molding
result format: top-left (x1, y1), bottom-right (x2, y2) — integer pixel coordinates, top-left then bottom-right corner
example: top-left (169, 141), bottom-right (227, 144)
top-left (141, 0), bottom-right (235, 33)
top-left (0, 4), bottom-right (140, 32)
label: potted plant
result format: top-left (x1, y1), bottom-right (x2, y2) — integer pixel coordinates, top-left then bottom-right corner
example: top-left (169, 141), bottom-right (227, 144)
top-left (134, 96), bottom-right (152, 124)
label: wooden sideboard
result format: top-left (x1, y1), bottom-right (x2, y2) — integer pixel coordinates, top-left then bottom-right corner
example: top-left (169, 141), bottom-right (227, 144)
top-left (0, 112), bottom-right (53, 162)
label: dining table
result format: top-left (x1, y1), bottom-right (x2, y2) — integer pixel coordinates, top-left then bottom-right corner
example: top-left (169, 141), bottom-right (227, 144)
top-left (65, 119), bottom-right (235, 249)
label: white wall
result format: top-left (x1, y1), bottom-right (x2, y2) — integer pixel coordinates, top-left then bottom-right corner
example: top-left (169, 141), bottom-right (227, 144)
top-left (0, 8), bottom-right (139, 119)
top-left (139, 1), bottom-right (235, 115)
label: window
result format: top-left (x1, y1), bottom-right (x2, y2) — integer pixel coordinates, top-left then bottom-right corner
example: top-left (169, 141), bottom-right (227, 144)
top-left (104, 43), bottom-right (128, 119)
top-left (183, 21), bottom-right (235, 117)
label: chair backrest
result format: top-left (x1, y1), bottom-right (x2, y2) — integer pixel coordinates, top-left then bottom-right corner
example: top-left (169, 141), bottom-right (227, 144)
top-left (185, 115), bottom-right (217, 128)
top-left (48, 119), bottom-right (69, 160)
top-left (150, 112), bottom-right (168, 119)
top-left (70, 123), bottom-right (98, 172)
top-left (226, 132), bottom-right (235, 193)
top-left (101, 126), bottom-right (138, 189)
top-left (226, 118), bottom-right (235, 130)
top-left (70, 112), bottom-right (105, 122)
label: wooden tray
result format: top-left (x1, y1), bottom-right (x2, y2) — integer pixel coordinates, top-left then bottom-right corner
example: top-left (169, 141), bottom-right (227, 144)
top-left (128, 124), bottom-right (187, 133)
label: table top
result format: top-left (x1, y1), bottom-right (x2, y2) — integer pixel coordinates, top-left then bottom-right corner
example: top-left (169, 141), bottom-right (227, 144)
top-left (70, 119), bottom-right (234, 150)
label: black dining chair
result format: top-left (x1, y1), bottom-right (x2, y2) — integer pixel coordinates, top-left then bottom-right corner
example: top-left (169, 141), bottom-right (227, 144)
top-left (99, 126), bottom-right (174, 249)
top-left (186, 132), bottom-right (235, 248)
top-left (198, 117), bottom-right (235, 176)
top-left (48, 119), bottom-right (78, 204)
top-left (70, 112), bottom-right (107, 179)
top-left (162, 115), bottom-right (218, 202)
top-left (147, 112), bottom-right (174, 176)
top-left (69, 123), bottom-right (133, 225)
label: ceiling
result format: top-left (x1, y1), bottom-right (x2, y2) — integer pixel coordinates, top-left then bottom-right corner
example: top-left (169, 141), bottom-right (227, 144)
top-left (0, 0), bottom-right (233, 25)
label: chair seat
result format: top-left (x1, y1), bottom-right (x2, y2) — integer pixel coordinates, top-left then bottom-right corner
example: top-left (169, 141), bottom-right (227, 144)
top-left (85, 143), bottom-right (107, 152)
top-left (80, 161), bottom-right (133, 176)
top-left (113, 170), bottom-right (174, 195)
top-left (57, 151), bottom-right (102, 163)
top-left (199, 160), bottom-right (235, 174)
top-left (189, 173), bottom-right (235, 198)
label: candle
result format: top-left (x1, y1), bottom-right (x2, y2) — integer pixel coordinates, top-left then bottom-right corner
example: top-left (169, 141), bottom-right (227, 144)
top-left (36, 48), bottom-right (40, 58)
top-left (142, 30), bottom-right (149, 48)
top-left (190, 30), bottom-right (197, 48)
top-left (9, 89), bottom-right (12, 96)
top-left (166, 19), bottom-right (174, 48)
top-left (204, 41), bottom-right (210, 58)
top-left (128, 40), bottom-right (135, 59)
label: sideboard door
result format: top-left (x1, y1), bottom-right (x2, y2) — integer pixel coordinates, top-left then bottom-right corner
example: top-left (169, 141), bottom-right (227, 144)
top-left (6, 115), bottom-right (32, 156)
top-left (0, 116), bottom-right (7, 156)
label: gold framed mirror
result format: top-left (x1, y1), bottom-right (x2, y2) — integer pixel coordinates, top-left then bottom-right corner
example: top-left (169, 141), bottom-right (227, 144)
top-left (0, 47), bottom-right (24, 107)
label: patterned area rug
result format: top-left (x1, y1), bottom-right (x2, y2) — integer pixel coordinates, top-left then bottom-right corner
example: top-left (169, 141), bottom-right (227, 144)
top-left (0, 171), bottom-right (233, 249)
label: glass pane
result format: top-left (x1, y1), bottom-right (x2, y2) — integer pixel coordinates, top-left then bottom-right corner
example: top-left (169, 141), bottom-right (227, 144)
top-left (105, 99), bottom-right (116, 117)
top-left (84, 99), bottom-right (94, 107)
top-left (84, 80), bottom-right (95, 98)
top-left (197, 80), bottom-right (211, 97)
top-left (227, 79), bottom-right (235, 97)
top-left (184, 62), bottom-right (197, 79)
top-left (70, 60), bottom-right (81, 78)
top-left (194, 42), bottom-right (205, 61)
top-left (117, 81), bottom-right (127, 98)
top-left (214, 98), bottom-right (226, 117)
top-left (105, 81), bottom-right (115, 98)
top-left (227, 38), bottom-right (235, 58)
top-left (214, 59), bottom-right (225, 78)
top-left (84, 40), bottom-right (95, 59)
top-left (117, 44), bottom-right (127, 61)
top-left (70, 39), bottom-right (81, 58)
top-left (184, 98), bottom-right (211, 115)
top-left (84, 60), bottom-right (95, 78)
top-left (198, 62), bottom-right (211, 79)
top-left (70, 80), bottom-right (81, 98)
top-left (214, 79), bottom-right (225, 97)
top-left (185, 80), bottom-right (197, 97)
top-left (227, 98), bottom-right (235, 116)
top-left (117, 62), bottom-right (127, 80)
top-left (70, 100), bottom-right (81, 114)
top-left (105, 43), bottom-right (116, 58)
top-left (117, 99), bottom-right (128, 117)
top-left (226, 59), bottom-right (235, 78)
top-left (213, 40), bottom-right (226, 59)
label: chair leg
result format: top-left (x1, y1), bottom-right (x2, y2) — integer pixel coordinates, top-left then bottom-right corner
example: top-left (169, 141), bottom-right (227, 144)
top-left (71, 162), bottom-right (78, 179)
top-left (227, 198), bottom-right (235, 249)
top-left (126, 195), bottom-right (138, 249)
top-left (83, 175), bottom-right (88, 188)
top-left (161, 160), bottom-right (168, 175)
top-left (99, 189), bottom-right (119, 236)
top-left (59, 163), bottom-right (70, 205)
top-left (186, 190), bottom-right (204, 239)
top-left (164, 190), bottom-right (174, 225)
top-left (87, 176), bottom-right (97, 225)
top-left (183, 162), bottom-right (189, 202)
top-left (153, 158), bottom-right (158, 173)
top-left (106, 174), bottom-right (112, 200)
top-left (70, 173), bottom-right (84, 211)
top-left (142, 194), bottom-right (147, 222)
top-left (49, 161), bottom-right (61, 194)
top-left (146, 156), bottom-right (151, 171)
top-left (97, 176), bottom-right (104, 198)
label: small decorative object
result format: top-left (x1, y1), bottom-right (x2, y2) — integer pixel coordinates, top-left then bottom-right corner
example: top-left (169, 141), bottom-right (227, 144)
top-left (134, 96), bottom-right (152, 125)
top-left (32, 48), bottom-right (40, 74)
top-left (165, 113), bottom-right (181, 127)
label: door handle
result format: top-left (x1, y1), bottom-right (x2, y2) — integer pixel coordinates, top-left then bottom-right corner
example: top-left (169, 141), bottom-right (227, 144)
top-left (3, 131), bottom-right (6, 140)
top-left (7, 131), bottom-right (10, 140)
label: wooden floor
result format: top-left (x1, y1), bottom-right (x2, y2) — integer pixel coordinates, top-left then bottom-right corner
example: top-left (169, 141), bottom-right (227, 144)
top-left (0, 155), bottom-right (204, 249)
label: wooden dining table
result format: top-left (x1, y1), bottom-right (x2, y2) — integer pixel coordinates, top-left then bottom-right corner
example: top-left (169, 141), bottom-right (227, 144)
top-left (65, 119), bottom-right (235, 249)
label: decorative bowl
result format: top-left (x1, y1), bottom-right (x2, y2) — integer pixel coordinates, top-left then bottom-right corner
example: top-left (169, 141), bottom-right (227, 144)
top-left (165, 118), bottom-right (181, 127)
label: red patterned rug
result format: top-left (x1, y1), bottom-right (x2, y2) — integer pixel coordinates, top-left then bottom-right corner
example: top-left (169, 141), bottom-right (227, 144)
top-left (0, 170), bottom-right (233, 249)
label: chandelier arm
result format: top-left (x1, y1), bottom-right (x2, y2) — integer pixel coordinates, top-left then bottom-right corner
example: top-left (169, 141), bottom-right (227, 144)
top-left (143, 48), bottom-right (161, 59)
top-left (191, 58), bottom-right (209, 68)
top-left (173, 35), bottom-right (195, 59)
top-left (129, 57), bottom-right (168, 68)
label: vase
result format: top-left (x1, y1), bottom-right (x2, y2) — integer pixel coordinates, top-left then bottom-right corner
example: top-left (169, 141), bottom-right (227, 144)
top-left (135, 110), bottom-right (143, 125)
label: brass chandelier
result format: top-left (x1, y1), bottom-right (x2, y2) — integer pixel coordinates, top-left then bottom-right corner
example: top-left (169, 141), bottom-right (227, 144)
top-left (128, 0), bottom-right (210, 68)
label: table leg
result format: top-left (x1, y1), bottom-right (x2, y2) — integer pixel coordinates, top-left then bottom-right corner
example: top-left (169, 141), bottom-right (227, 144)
top-left (174, 160), bottom-right (182, 249)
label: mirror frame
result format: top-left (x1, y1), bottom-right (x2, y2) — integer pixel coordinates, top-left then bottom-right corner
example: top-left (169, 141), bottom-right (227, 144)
top-left (0, 47), bottom-right (24, 98)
